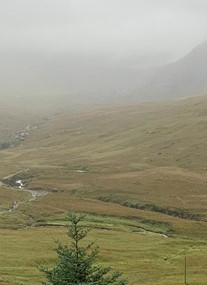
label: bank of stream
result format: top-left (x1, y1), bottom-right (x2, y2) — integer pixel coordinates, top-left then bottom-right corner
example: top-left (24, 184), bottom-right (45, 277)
top-left (8, 183), bottom-right (49, 212)
top-left (1, 171), bottom-right (50, 213)
top-left (0, 114), bottom-right (56, 150)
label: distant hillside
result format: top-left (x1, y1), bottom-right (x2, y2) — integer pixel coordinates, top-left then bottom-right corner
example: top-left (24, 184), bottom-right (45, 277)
top-left (131, 41), bottom-right (207, 101)
top-left (19, 94), bottom-right (207, 174)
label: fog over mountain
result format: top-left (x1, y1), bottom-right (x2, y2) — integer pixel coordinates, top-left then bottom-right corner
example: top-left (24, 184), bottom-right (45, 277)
top-left (1, 40), bottom-right (207, 105)
top-left (130, 40), bottom-right (207, 101)
top-left (1, 0), bottom-right (207, 105)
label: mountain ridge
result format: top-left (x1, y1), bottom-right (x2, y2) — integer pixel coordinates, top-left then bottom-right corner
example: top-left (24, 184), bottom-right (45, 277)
top-left (130, 40), bottom-right (207, 101)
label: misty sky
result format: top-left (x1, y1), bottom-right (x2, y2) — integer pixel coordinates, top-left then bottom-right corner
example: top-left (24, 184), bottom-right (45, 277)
top-left (1, 0), bottom-right (207, 101)
top-left (1, 0), bottom-right (207, 65)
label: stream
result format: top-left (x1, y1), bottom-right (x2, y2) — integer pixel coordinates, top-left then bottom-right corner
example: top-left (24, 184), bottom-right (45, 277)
top-left (0, 178), bottom-right (50, 212)
top-left (0, 113), bottom-right (56, 150)
top-left (9, 188), bottom-right (49, 212)
top-left (10, 180), bottom-right (49, 211)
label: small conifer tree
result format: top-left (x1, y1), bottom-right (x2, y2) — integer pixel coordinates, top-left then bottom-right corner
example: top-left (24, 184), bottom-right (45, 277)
top-left (40, 213), bottom-right (128, 285)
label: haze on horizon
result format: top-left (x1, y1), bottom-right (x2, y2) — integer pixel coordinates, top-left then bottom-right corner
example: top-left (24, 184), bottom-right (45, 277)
top-left (1, 0), bottom-right (207, 102)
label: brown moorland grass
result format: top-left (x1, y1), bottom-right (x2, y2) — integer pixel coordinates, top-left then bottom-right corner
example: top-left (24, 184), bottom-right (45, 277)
top-left (14, 94), bottom-right (207, 171)
top-left (1, 95), bottom-right (207, 284)
top-left (1, 96), bottom-right (207, 235)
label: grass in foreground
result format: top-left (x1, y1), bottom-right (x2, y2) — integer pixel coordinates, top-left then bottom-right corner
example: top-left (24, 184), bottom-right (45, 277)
top-left (0, 215), bottom-right (207, 285)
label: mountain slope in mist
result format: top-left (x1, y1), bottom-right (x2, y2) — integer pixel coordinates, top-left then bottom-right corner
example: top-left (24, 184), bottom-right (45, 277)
top-left (1, 41), bottom-right (207, 104)
top-left (131, 40), bottom-right (207, 101)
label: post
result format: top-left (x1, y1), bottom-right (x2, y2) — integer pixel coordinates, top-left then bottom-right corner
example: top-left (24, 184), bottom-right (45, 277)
top-left (184, 255), bottom-right (187, 285)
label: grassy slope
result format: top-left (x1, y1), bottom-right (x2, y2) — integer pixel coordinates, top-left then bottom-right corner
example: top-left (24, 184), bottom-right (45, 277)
top-left (3, 95), bottom-right (207, 212)
top-left (1, 94), bottom-right (207, 284)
